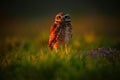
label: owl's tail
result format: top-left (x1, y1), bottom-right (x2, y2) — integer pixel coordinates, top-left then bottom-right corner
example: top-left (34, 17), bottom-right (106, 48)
top-left (49, 38), bottom-right (57, 50)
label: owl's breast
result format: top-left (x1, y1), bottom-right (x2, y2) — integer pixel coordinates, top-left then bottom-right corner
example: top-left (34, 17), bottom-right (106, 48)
top-left (65, 26), bottom-right (72, 44)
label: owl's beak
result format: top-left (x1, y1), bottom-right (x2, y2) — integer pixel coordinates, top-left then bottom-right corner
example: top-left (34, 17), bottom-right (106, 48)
top-left (62, 18), bottom-right (66, 21)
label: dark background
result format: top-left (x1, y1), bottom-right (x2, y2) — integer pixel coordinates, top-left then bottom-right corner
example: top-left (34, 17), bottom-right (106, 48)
top-left (1, 0), bottom-right (119, 16)
top-left (0, 0), bottom-right (120, 38)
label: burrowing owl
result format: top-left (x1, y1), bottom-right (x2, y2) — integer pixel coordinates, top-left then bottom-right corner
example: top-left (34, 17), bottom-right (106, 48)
top-left (48, 12), bottom-right (72, 51)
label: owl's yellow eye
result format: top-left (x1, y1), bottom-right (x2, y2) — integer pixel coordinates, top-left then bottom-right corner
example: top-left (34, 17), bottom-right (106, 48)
top-left (65, 16), bottom-right (68, 18)
top-left (65, 16), bottom-right (70, 19)
top-left (58, 16), bottom-right (61, 19)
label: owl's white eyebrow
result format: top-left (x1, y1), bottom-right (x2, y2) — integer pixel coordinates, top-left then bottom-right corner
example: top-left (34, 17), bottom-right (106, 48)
top-left (63, 14), bottom-right (69, 17)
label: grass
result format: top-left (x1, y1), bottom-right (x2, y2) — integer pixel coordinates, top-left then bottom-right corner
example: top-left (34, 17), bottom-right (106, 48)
top-left (0, 33), bottom-right (120, 80)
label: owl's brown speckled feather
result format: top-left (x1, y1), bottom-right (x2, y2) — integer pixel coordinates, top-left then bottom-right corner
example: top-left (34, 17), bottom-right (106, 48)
top-left (48, 12), bottom-right (72, 50)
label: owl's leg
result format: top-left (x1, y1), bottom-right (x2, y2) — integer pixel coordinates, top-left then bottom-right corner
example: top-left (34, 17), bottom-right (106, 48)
top-left (65, 44), bottom-right (68, 54)
top-left (55, 48), bottom-right (58, 53)
top-left (54, 44), bottom-right (58, 53)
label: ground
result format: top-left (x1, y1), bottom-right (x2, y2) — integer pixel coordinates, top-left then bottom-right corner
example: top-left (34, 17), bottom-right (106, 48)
top-left (0, 15), bottom-right (120, 80)
top-left (0, 33), bottom-right (120, 80)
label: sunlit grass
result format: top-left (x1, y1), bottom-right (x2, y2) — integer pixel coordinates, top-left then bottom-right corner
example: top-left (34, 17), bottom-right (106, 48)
top-left (0, 34), bottom-right (120, 80)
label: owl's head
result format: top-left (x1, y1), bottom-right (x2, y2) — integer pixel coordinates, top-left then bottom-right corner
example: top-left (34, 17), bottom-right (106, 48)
top-left (55, 12), bottom-right (71, 23)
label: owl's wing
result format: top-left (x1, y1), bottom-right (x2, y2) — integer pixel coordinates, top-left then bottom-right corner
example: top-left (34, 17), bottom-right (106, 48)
top-left (48, 23), bottom-right (58, 50)
top-left (69, 23), bottom-right (72, 38)
top-left (50, 24), bottom-right (56, 34)
top-left (66, 23), bottom-right (72, 38)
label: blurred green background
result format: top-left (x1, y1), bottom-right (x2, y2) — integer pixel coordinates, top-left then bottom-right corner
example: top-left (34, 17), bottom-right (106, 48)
top-left (1, 0), bottom-right (120, 38)
top-left (0, 1), bottom-right (120, 80)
